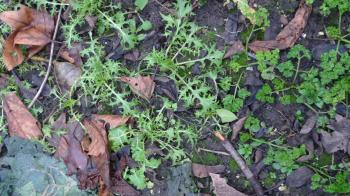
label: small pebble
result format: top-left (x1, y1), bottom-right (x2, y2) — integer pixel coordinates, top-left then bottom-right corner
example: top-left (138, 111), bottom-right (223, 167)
top-left (318, 31), bottom-right (325, 36)
top-left (278, 184), bottom-right (287, 191)
top-left (280, 15), bottom-right (288, 25)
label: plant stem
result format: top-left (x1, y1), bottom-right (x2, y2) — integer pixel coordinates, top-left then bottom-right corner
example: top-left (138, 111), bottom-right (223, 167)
top-left (28, 5), bottom-right (63, 108)
top-left (250, 138), bottom-right (289, 150)
top-left (293, 57), bottom-right (301, 83)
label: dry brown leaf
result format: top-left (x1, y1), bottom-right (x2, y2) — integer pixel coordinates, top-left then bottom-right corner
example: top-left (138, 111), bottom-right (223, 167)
top-left (224, 40), bottom-right (244, 59)
top-left (209, 173), bottom-right (247, 196)
top-left (84, 119), bottom-right (111, 190)
top-left (14, 28), bottom-right (51, 46)
top-left (249, 1), bottom-right (312, 52)
top-left (84, 119), bottom-right (109, 157)
top-left (192, 163), bottom-right (225, 178)
top-left (0, 5), bottom-right (54, 70)
top-left (3, 92), bottom-right (42, 139)
top-left (58, 43), bottom-right (84, 66)
top-left (231, 116), bottom-right (248, 140)
top-left (54, 62), bottom-right (82, 93)
top-left (300, 115), bottom-right (317, 134)
top-left (120, 75), bottom-right (155, 100)
top-left (55, 120), bottom-right (89, 176)
top-left (3, 33), bottom-right (24, 70)
top-left (0, 5), bottom-right (31, 30)
top-left (0, 74), bottom-right (9, 89)
top-left (92, 114), bottom-right (130, 129)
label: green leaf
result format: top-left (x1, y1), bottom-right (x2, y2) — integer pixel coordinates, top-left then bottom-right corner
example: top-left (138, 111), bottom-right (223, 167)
top-left (141, 20), bottom-right (152, 31)
top-left (135, 0), bottom-right (148, 10)
top-left (109, 126), bottom-right (130, 150)
top-left (0, 137), bottom-right (90, 195)
top-left (216, 109), bottom-right (237, 123)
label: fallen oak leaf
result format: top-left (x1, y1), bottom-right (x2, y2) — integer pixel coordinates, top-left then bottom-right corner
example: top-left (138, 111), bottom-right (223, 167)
top-left (120, 75), bottom-right (155, 101)
top-left (3, 92), bottom-right (42, 139)
top-left (249, 0), bottom-right (312, 52)
top-left (209, 173), bottom-right (247, 196)
top-left (192, 163), bottom-right (225, 178)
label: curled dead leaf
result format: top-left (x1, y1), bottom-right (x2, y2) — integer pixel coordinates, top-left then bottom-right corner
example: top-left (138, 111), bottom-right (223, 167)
top-left (84, 119), bottom-right (111, 190)
top-left (3, 92), bottom-right (42, 139)
top-left (120, 75), bottom-right (155, 100)
top-left (0, 5), bottom-right (54, 70)
top-left (2, 33), bottom-right (25, 70)
top-left (249, 1), bottom-right (312, 52)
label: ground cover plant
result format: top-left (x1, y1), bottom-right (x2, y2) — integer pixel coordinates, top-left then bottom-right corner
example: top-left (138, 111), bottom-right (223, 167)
top-left (0, 0), bottom-right (349, 195)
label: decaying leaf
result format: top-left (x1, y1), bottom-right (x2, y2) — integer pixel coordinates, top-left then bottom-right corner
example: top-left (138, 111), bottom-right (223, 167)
top-left (0, 5), bottom-right (54, 70)
top-left (92, 114), bottom-right (130, 129)
top-left (55, 121), bottom-right (88, 175)
top-left (54, 62), bottom-right (82, 93)
top-left (58, 43), bottom-right (84, 66)
top-left (224, 40), bottom-right (244, 59)
top-left (231, 116), bottom-right (248, 140)
top-left (2, 33), bottom-right (24, 70)
top-left (209, 173), bottom-right (247, 196)
top-left (249, 1), bottom-right (312, 52)
top-left (120, 75), bottom-right (155, 100)
top-left (84, 119), bottom-right (111, 191)
top-left (0, 74), bottom-right (9, 89)
top-left (3, 92), bottom-right (42, 139)
top-left (300, 115), bottom-right (317, 134)
top-left (111, 179), bottom-right (140, 196)
top-left (321, 115), bottom-right (350, 155)
top-left (192, 163), bottom-right (225, 178)
top-left (154, 76), bottom-right (178, 102)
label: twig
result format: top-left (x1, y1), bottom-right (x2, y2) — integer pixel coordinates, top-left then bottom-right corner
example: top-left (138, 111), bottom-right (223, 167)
top-left (28, 5), bottom-right (63, 108)
top-left (197, 147), bottom-right (230, 156)
top-left (213, 131), bottom-right (265, 196)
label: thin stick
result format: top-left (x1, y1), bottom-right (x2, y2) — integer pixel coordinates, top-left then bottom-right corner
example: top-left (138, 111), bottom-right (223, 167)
top-left (28, 6), bottom-right (63, 108)
top-left (214, 131), bottom-right (265, 196)
top-left (197, 147), bottom-right (230, 156)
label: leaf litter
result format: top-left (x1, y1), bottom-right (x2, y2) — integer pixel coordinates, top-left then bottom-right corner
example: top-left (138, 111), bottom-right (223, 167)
top-left (120, 75), bottom-right (155, 101)
top-left (3, 92), bottom-right (42, 139)
top-left (0, 5), bottom-right (54, 70)
top-left (249, 0), bottom-right (312, 52)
